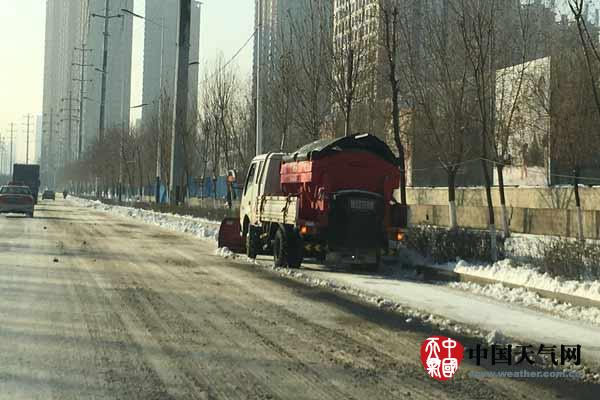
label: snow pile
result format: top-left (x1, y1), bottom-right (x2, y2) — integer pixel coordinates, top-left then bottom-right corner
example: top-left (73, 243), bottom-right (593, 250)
top-left (485, 330), bottom-right (511, 345)
top-left (450, 281), bottom-right (600, 327)
top-left (72, 197), bottom-right (220, 242)
top-left (505, 233), bottom-right (600, 260)
top-left (215, 247), bottom-right (235, 259)
top-left (434, 258), bottom-right (600, 303)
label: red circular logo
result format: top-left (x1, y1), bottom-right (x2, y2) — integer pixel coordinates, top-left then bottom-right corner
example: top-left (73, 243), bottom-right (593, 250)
top-left (420, 336), bottom-right (464, 380)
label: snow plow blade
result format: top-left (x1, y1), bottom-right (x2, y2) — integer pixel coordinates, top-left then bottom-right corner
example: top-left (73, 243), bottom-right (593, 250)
top-left (217, 218), bottom-right (245, 253)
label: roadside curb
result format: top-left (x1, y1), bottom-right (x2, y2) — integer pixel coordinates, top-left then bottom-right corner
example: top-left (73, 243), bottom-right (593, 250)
top-left (409, 264), bottom-right (600, 310)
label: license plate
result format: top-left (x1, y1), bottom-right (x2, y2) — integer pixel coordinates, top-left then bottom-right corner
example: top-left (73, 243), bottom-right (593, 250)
top-left (350, 199), bottom-right (375, 211)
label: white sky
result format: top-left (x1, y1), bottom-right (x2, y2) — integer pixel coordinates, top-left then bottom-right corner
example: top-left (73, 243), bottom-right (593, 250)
top-left (0, 0), bottom-right (254, 164)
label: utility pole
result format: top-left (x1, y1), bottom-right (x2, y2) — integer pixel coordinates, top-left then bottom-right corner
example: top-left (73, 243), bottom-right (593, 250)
top-left (9, 123), bottom-right (14, 176)
top-left (98, 0), bottom-right (110, 142)
top-left (24, 114), bottom-right (32, 164)
top-left (73, 44), bottom-right (93, 159)
top-left (92, 1), bottom-right (121, 142)
top-left (156, 15), bottom-right (165, 204)
top-left (61, 91), bottom-right (76, 162)
top-left (42, 109), bottom-right (56, 188)
top-left (170, 0), bottom-right (192, 205)
top-left (256, 0), bottom-right (263, 156)
top-left (0, 136), bottom-right (4, 175)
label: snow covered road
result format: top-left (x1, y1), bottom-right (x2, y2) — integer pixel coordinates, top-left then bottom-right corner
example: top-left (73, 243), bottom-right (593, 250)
top-left (74, 197), bottom-right (600, 375)
top-left (6, 198), bottom-right (598, 398)
top-left (286, 267), bottom-right (600, 365)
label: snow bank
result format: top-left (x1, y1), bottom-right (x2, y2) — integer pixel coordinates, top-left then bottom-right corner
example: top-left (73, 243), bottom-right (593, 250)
top-left (72, 197), bottom-right (220, 242)
top-left (435, 258), bottom-right (600, 303)
top-left (450, 281), bottom-right (600, 327)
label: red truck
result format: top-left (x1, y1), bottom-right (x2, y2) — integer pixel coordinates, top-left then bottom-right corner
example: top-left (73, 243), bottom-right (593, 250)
top-left (218, 133), bottom-right (406, 270)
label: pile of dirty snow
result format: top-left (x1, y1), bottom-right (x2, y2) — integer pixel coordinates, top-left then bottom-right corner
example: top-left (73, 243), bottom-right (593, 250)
top-left (449, 281), bottom-right (600, 327)
top-left (435, 258), bottom-right (600, 303)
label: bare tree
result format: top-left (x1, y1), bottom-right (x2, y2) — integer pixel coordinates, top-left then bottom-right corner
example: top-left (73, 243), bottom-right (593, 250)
top-left (288, 0), bottom-right (333, 142)
top-left (330, 3), bottom-right (375, 137)
top-left (379, 0), bottom-right (408, 206)
top-left (548, 43), bottom-right (600, 240)
top-left (456, 0), bottom-right (502, 259)
top-left (396, 0), bottom-right (476, 229)
top-left (568, 0), bottom-right (600, 136)
top-left (196, 56), bottom-right (254, 200)
top-left (264, 23), bottom-right (297, 151)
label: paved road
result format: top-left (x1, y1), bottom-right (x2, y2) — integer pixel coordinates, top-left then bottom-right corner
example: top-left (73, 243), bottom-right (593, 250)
top-left (0, 199), bottom-right (597, 399)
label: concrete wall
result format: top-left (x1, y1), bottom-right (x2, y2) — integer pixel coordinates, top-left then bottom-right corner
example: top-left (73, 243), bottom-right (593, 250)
top-left (401, 186), bottom-right (600, 210)
top-left (408, 204), bottom-right (600, 239)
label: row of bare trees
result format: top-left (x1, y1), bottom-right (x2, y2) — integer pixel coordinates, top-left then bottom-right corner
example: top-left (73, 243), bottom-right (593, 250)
top-left (58, 0), bottom-right (599, 251)
top-left (59, 57), bottom-right (255, 201)
top-left (379, 0), bottom-right (600, 254)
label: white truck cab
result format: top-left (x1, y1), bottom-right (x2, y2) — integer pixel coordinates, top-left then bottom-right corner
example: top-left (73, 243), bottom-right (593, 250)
top-left (240, 153), bottom-right (285, 231)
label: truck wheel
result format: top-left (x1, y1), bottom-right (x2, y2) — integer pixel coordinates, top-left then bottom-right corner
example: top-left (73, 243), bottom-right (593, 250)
top-left (273, 227), bottom-right (303, 268)
top-left (287, 228), bottom-right (303, 269)
top-left (273, 227), bottom-right (289, 267)
top-left (246, 225), bottom-right (260, 259)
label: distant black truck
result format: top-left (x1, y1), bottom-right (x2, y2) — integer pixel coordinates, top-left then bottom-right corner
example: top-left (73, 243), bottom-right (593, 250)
top-left (12, 164), bottom-right (41, 204)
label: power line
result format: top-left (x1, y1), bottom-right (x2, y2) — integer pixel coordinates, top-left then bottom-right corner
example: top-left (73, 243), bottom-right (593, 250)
top-left (202, 29), bottom-right (257, 82)
top-left (23, 114), bottom-right (32, 164)
top-left (479, 157), bottom-right (600, 183)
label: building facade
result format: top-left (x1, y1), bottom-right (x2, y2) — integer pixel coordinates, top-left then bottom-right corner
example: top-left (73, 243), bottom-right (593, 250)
top-left (41, 0), bottom-right (134, 187)
top-left (41, 0), bottom-right (86, 186)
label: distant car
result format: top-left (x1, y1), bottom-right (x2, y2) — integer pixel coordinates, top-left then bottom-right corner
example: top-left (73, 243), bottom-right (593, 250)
top-left (0, 185), bottom-right (35, 217)
top-left (42, 190), bottom-right (56, 200)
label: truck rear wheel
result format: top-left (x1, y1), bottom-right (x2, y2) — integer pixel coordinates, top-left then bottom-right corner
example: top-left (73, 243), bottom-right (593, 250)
top-left (273, 226), bottom-right (303, 268)
top-left (246, 225), bottom-right (260, 259)
top-left (287, 228), bottom-right (303, 269)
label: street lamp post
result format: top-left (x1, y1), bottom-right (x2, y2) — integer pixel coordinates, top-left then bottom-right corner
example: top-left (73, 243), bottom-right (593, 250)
top-left (256, 0), bottom-right (263, 156)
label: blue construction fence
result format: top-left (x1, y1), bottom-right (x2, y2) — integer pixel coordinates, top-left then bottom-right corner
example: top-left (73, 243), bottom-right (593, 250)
top-left (145, 176), bottom-right (243, 203)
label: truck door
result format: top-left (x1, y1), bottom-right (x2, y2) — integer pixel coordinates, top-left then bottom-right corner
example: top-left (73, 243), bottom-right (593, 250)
top-left (240, 161), bottom-right (260, 226)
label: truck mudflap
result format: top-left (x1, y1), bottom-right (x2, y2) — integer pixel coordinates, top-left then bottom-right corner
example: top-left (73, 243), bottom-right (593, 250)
top-left (217, 218), bottom-right (245, 253)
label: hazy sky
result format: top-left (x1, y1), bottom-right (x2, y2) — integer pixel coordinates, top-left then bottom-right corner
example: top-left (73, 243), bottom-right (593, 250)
top-left (0, 0), bottom-right (255, 164)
